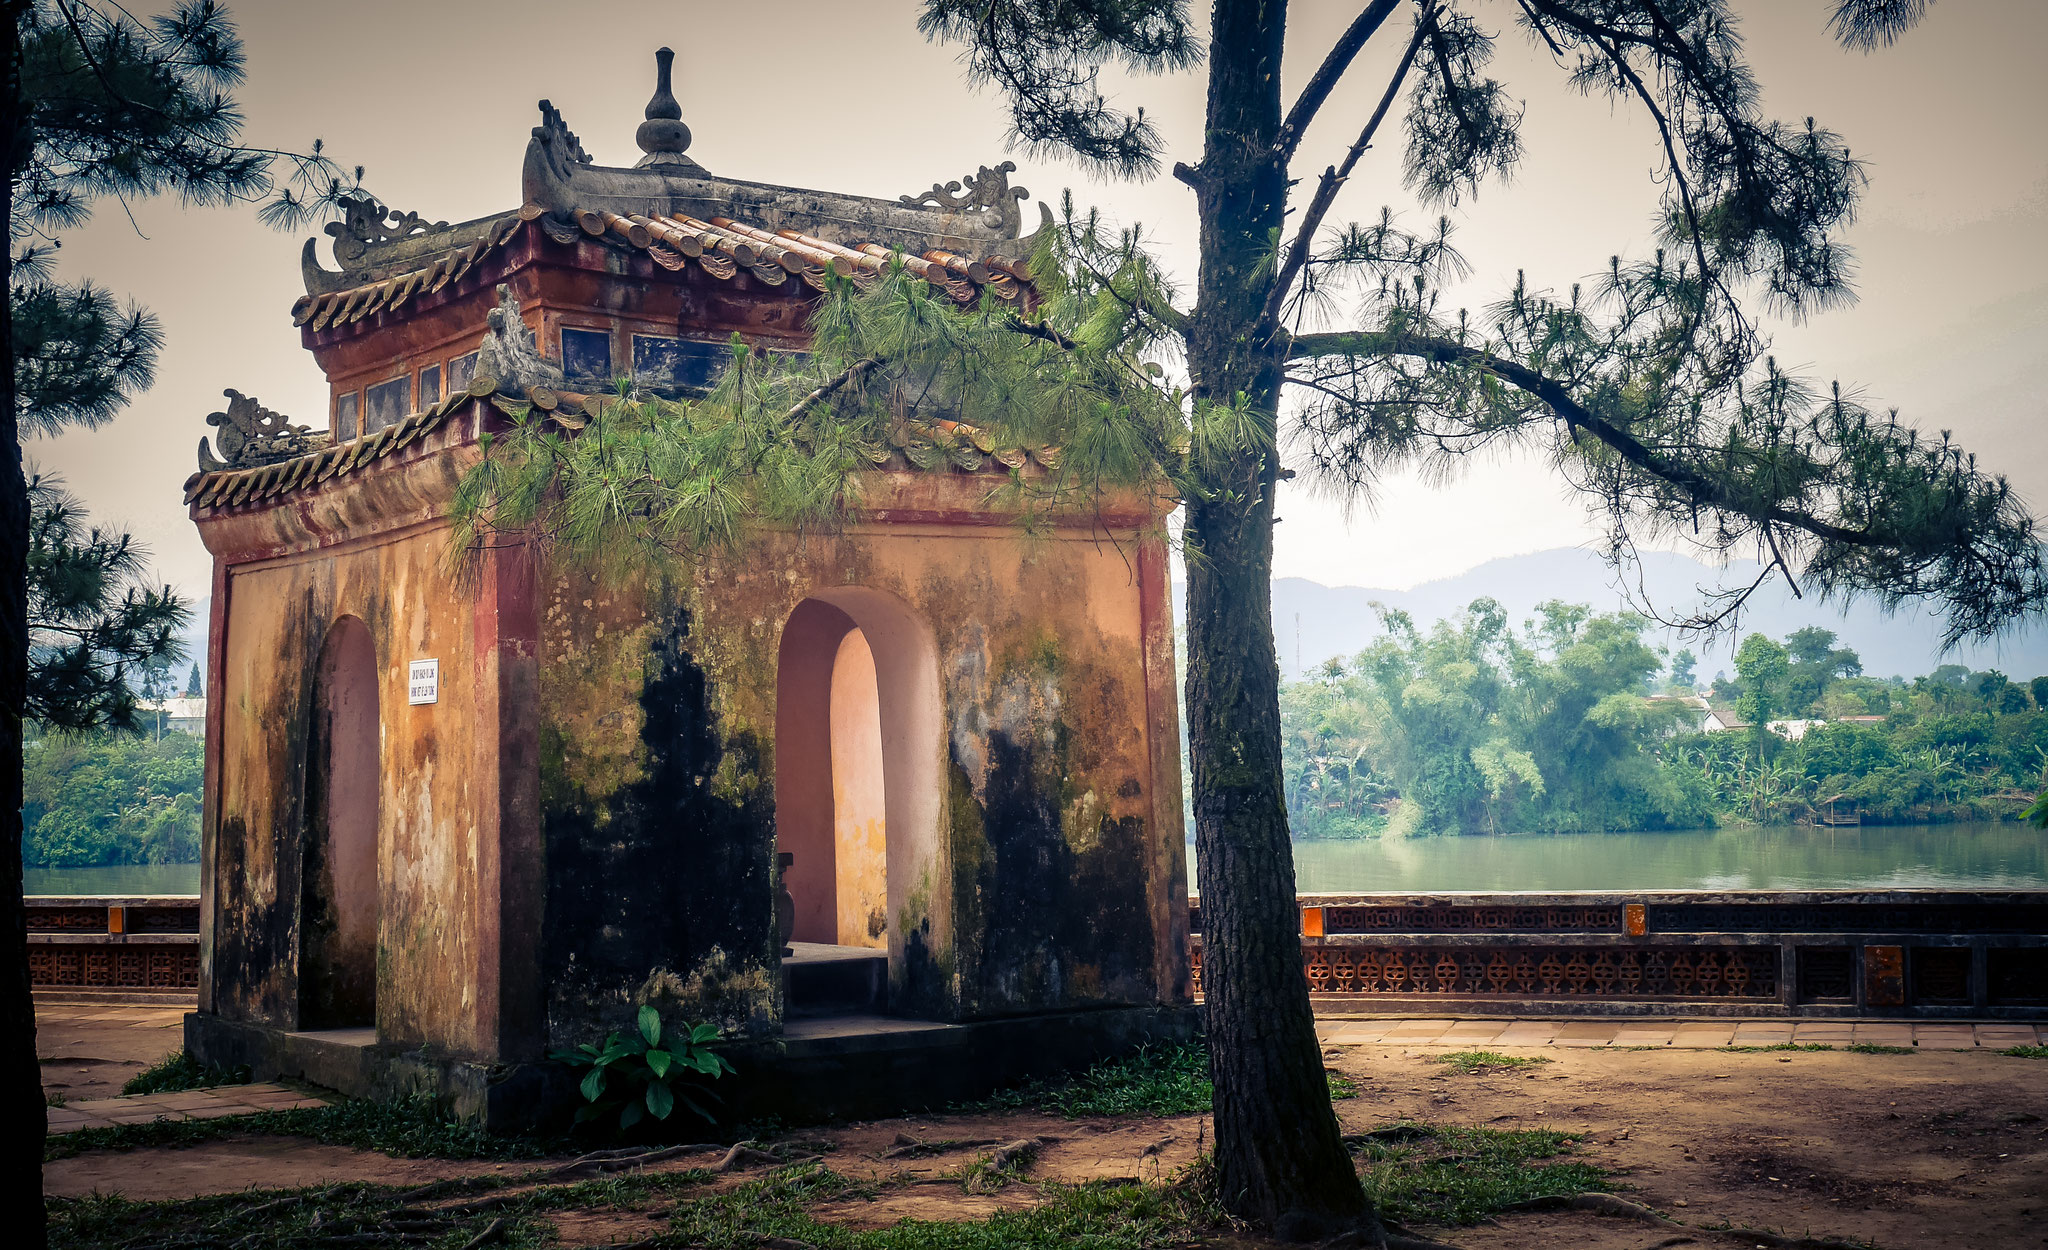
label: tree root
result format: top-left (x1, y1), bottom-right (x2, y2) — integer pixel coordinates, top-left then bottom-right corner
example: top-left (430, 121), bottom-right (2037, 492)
top-left (718, 1142), bottom-right (822, 1172)
top-left (454, 1217), bottom-right (509, 1250)
top-left (986, 1137), bottom-right (1045, 1172)
top-left (1310, 1224), bottom-right (1462, 1250)
top-left (878, 1132), bottom-right (1001, 1160)
top-left (532, 1143), bottom-right (724, 1182)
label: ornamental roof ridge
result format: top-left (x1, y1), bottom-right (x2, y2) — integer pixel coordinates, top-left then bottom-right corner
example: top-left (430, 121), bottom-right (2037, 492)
top-left (293, 206), bottom-right (1034, 335)
top-left (298, 48), bottom-right (1049, 300)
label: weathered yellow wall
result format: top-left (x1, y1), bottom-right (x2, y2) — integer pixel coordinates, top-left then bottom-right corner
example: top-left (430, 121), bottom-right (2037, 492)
top-left (534, 472), bottom-right (1187, 1038)
top-left (210, 520), bottom-right (485, 1048)
top-left (197, 428), bottom-right (1186, 1057)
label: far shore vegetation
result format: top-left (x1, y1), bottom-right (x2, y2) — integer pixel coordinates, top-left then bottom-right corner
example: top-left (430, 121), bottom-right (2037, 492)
top-left (21, 729), bottom-right (201, 868)
top-left (1282, 601), bottom-right (2048, 840)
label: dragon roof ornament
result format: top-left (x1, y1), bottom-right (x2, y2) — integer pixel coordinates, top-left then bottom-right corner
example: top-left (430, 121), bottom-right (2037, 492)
top-left (196, 390), bottom-right (330, 471)
top-left (900, 162), bottom-right (1031, 239)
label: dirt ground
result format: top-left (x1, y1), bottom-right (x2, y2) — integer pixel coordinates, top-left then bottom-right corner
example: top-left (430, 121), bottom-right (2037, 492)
top-left (43, 1042), bottom-right (2048, 1249)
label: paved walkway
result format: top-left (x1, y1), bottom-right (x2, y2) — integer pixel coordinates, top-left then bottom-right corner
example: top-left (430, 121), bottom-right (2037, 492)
top-left (38, 1002), bottom-right (189, 1102)
top-left (1315, 1017), bottom-right (2046, 1049)
top-left (47, 1083), bottom-right (332, 1135)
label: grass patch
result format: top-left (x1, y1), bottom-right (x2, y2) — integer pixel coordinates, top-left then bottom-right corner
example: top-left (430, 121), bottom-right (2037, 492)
top-left (1997, 1045), bottom-right (2048, 1058)
top-left (48, 1169), bottom-right (718, 1250)
top-left (1349, 1122), bottom-right (1607, 1226)
top-left (669, 1162), bottom-right (1224, 1249)
top-left (966, 1042), bottom-right (1212, 1118)
top-left (1844, 1043), bottom-right (1917, 1055)
top-left (961, 1040), bottom-right (1356, 1118)
top-left (47, 1093), bottom-right (566, 1163)
top-left (122, 1050), bottom-right (252, 1096)
top-left (49, 1128), bottom-right (1603, 1248)
top-left (1718, 1043), bottom-right (1835, 1053)
top-left (1429, 1051), bottom-right (1553, 1075)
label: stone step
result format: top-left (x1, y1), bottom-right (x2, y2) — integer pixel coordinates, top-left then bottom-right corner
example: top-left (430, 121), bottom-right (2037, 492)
top-left (784, 942), bottom-right (886, 1017)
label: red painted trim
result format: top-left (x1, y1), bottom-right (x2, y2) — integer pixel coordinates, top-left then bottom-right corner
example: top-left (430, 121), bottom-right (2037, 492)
top-left (469, 537), bottom-right (543, 1061)
top-left (197, 559), bottom-right (231, 1014)
top-left (1136, 532), bottom-right (1192, 1002)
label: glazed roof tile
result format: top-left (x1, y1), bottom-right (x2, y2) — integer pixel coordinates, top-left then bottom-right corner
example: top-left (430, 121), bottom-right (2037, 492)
top-left (290, 204), bottom-right (1032, 333)
top-left (183, 379), bottom-right (1059, 513)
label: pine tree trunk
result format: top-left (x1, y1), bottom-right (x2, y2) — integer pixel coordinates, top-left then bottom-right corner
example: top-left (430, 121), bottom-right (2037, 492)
top-left (2, 3), bottom-right (47, 1242)
top-left (1182, 0), bottom-right (1379, 1237)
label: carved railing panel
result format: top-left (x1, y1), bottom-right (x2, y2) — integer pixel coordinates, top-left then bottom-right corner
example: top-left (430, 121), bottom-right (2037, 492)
top-left (1186, 891), bottom-right (2048, 1018)
top-left (1301, 945), bottom-right (1777, 999)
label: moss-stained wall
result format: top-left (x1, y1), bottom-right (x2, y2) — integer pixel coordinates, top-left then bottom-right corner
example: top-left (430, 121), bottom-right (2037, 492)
top-left (207, 519), bottom-right (488, 1052)
top-left (536, 570), bottom-right (779, 1046)
top-left (534, 477), bottom-right (1188, 1041)
top-left (199, 432), bottom-right (1186, 1059)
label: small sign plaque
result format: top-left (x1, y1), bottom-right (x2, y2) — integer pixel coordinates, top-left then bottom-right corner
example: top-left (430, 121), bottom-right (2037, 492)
top-left (407, 659), bottom-right (440, 706)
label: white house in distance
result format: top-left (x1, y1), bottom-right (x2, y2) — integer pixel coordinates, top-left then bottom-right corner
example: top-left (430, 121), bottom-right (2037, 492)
top-left (136, 696), bottom-right (206, 736)
top-left (1647, 693), bottom-right (1742, 734)
top-left (1648, 693), bottom-right (1883, 740)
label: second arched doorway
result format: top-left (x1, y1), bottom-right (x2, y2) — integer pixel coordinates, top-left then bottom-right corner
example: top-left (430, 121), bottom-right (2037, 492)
top-left (774, 589), bottom-right (942, 1017)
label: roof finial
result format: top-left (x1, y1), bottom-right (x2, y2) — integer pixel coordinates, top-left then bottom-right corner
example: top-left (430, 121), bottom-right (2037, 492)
top-left (635, 47), bottom-right (692, 167)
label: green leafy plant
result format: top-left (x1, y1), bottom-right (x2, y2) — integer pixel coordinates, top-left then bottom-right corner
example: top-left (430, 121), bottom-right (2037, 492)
top-left (1997, 1045), bottom-right (2048, 1059)
top-left (552, 1005), bottom-right (733, 1133)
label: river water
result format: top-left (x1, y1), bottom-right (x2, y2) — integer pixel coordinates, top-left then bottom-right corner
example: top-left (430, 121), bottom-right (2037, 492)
top-left (26, 863), bottom-right (201, 896)
top-left (24, 822), bottom-right (2048, 897)
top-left (1201, 821), bottom-right (2048, 893)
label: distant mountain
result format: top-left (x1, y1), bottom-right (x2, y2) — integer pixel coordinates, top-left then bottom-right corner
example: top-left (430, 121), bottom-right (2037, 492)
top-left (1256, 548), bottom-right (2048, 682)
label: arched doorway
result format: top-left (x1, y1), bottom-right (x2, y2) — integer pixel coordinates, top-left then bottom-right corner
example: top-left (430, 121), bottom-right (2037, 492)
top-left (774, 590), bottom-right (943, 1015)
top-left (299, 615), bottom-right (381, 1030)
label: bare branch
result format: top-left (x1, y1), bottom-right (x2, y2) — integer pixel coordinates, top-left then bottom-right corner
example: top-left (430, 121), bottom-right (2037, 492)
top-left (786, 357), bottom-right (883, 422)
top-left (1258, 9), bottom-right (1435, 336)
top-left (1275, 0), bottom-right (1405, 165)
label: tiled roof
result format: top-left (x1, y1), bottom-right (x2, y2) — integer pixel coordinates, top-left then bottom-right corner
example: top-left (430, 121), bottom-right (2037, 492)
top-left (290, 204), bottom-right (1032, 333)
top-left (183, 380), bottom-right (1059, 513)
top-left (180, 383), bottom-right (592, 510)
top-left (292, 214), bottom-right (523, 332)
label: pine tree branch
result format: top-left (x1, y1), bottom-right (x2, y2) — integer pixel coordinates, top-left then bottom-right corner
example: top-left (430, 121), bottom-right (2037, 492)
top-left (785, 357), bottom-right (882, 423)
top-left (1258, 9), bottom-right (1434, 336)
top-left (1275, 0), bottom-right (1405, 166)
top-left (1282, 328), bottom-right (1877, 550)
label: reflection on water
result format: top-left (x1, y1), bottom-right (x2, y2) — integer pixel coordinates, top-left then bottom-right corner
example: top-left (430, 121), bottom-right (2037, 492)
top-left (1190, 822), bottom-right (2048, 893)
top-left (26, 863), bottom-right (201, 897)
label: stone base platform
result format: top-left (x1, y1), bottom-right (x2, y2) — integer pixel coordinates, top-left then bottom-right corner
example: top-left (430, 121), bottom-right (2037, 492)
top-left (186, 1003), bottom-right (1199, 1132)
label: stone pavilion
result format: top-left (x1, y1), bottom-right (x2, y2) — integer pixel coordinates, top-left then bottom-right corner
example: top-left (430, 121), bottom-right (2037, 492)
top-left (182, 50), bottom-right (1192, 1125)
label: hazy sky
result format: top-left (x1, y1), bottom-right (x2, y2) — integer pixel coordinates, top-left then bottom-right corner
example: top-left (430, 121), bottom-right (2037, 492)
top-left (35, 0), bottom-right (2048, 612)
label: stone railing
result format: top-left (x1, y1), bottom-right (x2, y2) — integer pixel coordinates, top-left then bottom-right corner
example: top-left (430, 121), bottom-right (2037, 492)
top-left (27, 896), bottom-right (201, 995)
top-left (1187, 891), bottom-right (2048, 1019)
